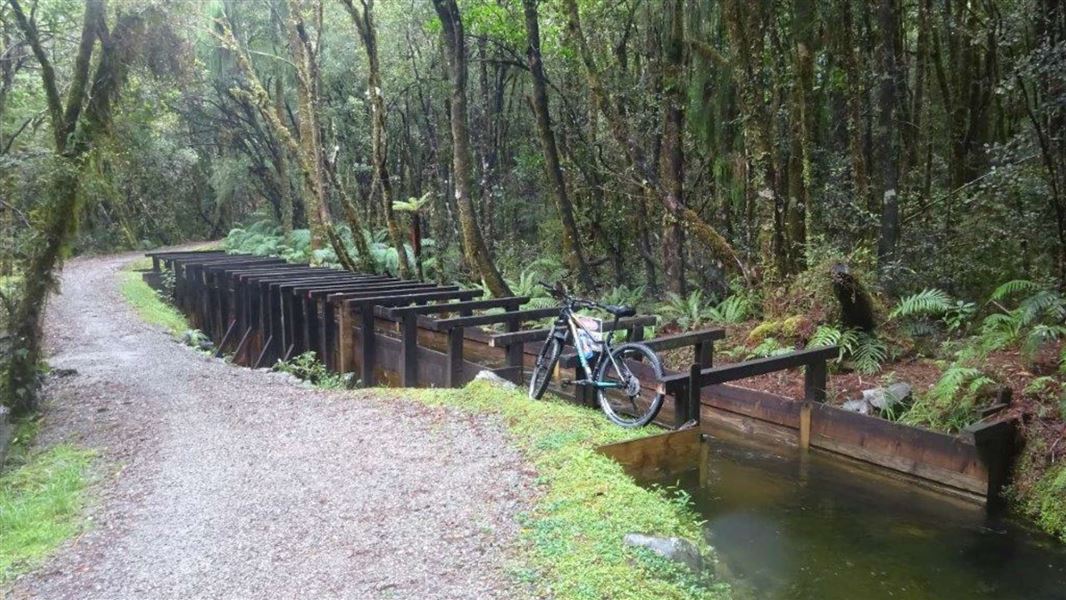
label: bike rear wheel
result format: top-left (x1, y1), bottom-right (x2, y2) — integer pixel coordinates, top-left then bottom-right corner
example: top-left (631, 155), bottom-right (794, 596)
top-left (528, 332), bottom-right (563, 399)
top-left (593, 343), bottom-right (664, 427)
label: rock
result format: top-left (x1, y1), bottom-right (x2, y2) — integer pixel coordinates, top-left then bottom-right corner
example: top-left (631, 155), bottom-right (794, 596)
top-left (863, 382), bottom-right (912, 411)
top-left (841, 398), bottom-right (871, 414)
top-left (623, 533), bottom-right (703, 573)
top-left (473, 370), bottom-right (517, 390)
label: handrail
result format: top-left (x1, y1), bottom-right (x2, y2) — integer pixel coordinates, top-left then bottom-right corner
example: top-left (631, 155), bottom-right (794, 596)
top-left (660, 345), bottom-right (838, 393)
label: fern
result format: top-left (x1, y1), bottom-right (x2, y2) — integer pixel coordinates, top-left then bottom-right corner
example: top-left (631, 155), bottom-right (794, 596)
top-left (807, 325), bottom-right (884, 373)
top-left (601, 284), bottom-right (646, 308)
top-left (749, 337), bottom-right (793, 358)
top-left (990, 279), bottom-right (1041, 302)
top-left (707, 295), bottom-right (750, 324)
top-left (889, 288), bottom-right (953, 320)
top-left (850, 333), bottom-right (888, 375)
top-left (902, 366), bottom-right (995, 431)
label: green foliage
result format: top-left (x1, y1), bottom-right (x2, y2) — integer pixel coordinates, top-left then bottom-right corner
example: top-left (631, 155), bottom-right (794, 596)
top-left (506, 268), bottom-right (556, 309)
top-left (978, 280), bottom-right (1066, 362)
top-left (118, 269), bottom-right (189, 336)
top-left (807, 325), bottom-right (887, 374)
top-left (1, 440), bottom-right (94, 583)
top-left (660, 290), bottom-right (749, 331)
top-left (274, 352), bottom-right (347, 389)
top-left (889, 288), bottom-right (954, 320)
top-left (748, 337), bottom-right (792, 358)
top-left (601, 284), bottom-right (647, 309)
top-left (902, 366), bottom-right (996, 432)
top-left (404, 380), bottom-right (729, 599)
top-left (392, 192), bottom-right (432, 213)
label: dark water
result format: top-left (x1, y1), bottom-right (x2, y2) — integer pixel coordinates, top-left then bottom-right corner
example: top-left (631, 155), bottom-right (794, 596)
top-left (642, 434), bottom-right (1066, 600)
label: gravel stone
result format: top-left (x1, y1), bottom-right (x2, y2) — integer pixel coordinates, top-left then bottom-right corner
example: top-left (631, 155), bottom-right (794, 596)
top-left (4, 251), bottom-right (537, 599)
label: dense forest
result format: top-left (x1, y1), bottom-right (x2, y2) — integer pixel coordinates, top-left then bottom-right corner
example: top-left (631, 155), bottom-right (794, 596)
top-left (1, 0), bottom-right (1065, 537)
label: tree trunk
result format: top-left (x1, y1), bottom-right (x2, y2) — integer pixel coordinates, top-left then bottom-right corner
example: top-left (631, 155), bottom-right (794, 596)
top-left (4, 0), bottom-right (135, 416)
top-left (787, 0), bottom-right (816, 274)
top-left (521, 0), bottom-right (593, 291)
top-left (431, 0), bottom-right (512, 297)
top-left (273, 77), bottom-right (294, 234)
top-left (837, 0), bottom-right (869, 218)
top-left (876, 0), bottom-right (902, 289)
top-left (340, 0), bottom-right (413, 278)
top-left (660, 0), bottom-right (687, 294)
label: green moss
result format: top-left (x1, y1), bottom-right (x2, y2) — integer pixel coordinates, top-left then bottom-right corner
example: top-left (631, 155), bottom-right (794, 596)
top-left (1032, 463), bottom-right (1066, 539)
top-left (117, 266), bottom-right (188, 336)
top-left (0, 438), bottom-right (94, 582)
top-left (746, 320), bottom-right (783, 344)
top-left (399, 381), bottom-right (730, 599)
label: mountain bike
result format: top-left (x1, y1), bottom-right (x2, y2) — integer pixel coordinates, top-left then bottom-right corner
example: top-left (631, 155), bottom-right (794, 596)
top-left (527, 282), bottom-right (665, 427)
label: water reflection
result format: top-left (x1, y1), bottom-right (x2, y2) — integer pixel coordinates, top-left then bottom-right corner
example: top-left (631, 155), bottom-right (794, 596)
top-left (643, 433), bottom-right (1066, 600)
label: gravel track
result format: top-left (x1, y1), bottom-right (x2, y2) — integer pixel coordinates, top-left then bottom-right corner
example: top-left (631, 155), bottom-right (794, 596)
top-left (6, 251), bottom-right (535, 599)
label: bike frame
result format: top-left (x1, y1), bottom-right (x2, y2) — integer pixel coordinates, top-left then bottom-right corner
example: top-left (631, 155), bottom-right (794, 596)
top-left (553, 304), bottom-right (626, 390)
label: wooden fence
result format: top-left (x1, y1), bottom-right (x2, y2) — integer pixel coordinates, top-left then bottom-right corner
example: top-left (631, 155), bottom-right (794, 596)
top-left (144, 250), bottom-right (1017, 505)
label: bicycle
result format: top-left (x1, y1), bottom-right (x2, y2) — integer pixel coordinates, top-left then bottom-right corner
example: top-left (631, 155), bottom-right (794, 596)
top-left (527, 282), bottom-right (665, 427)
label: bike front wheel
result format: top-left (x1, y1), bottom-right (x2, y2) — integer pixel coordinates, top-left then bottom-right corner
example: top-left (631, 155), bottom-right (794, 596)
top-left (593, 343), bottom-right (665, 427)
top-left (528, 332), bottom-right (564, 400)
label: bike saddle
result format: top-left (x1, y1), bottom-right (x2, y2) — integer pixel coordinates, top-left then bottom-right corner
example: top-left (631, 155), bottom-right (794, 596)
top-left (603, 304), bottom-right (636, 317)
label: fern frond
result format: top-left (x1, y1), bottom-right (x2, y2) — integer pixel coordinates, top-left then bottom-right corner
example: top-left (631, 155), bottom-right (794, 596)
top-left (889, 288), bottom-right (952, 320)
top-left (990, 279), bottom-right (1041, 302)
top-left (849, 333), bottom-right (888, 375)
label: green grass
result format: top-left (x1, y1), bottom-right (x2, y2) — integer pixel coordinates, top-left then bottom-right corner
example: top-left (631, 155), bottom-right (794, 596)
top-left (0, 421), bottom-right (94, 583)
top-left (117, 264), bottom-right (188, 336)
top-left (400, 381), bottom-right (730, 600)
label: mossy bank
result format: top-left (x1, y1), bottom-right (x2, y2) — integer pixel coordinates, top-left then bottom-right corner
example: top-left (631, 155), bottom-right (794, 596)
top-left (398, 381), bottom-right (731, 600)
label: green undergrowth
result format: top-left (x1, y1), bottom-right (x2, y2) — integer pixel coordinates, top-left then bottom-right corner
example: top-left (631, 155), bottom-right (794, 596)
top-left (400, 380), bottom-right (730, 600)
top-left (0, 420), bottom-right (94, 583)
top-left (117, 260), bottom-right (188, 336)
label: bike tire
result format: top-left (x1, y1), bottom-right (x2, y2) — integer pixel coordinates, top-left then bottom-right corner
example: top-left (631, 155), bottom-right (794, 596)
top-left (593, 342), bottom-right (665, 427)
top-left (528, 332), bottom-right (564, 400)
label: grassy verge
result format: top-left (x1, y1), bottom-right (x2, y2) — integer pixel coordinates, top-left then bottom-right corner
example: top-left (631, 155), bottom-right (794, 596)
top-left (402, 381), bottom-right (730, 600)
top-left (117, 260), bottom-right (188, 336)
top-left (0, 420), bottom-right (94, 583)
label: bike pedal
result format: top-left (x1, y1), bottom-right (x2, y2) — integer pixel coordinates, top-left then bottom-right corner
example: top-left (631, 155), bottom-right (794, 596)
top-left (561, 379), bottom-right (573, 386)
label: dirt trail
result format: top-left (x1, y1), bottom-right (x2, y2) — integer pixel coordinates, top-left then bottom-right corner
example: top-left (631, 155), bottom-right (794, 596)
top-left (6, 252), bottom-right (534, 599)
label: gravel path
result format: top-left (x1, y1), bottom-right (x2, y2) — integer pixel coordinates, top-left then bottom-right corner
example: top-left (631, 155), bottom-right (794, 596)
top-left (6, 252), bottom-right (536, 599)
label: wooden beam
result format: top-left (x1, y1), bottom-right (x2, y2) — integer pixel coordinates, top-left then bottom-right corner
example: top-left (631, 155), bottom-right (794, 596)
top-left (489, 316), bottom-right (657, 347)
top-left (429, 307), bottom-right (559, 331)
top-left (382, 296), bottom-right (530, 319)
top-left (660, 345), bottom-right (839, 393)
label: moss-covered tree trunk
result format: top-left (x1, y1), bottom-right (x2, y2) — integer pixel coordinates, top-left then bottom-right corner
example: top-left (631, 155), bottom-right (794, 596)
top-left (4, 0), bottom-right (140, 416)
top-left (340, 0), bottom-right (413, 278)
top-left (521, 0), bottom-right (593, 291)
top-left (431, 0), bottom-right (512, 297)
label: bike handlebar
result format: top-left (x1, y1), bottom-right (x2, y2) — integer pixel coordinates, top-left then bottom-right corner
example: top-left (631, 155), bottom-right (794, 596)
top-left (539, 281), bottom-right (607, 313)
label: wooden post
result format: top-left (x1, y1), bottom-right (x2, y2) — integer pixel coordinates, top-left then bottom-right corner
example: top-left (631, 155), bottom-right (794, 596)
top-left (152, 256), bottom-right (160, 272)
top-left (694, 340), bottom-right (714, 368)
top-left (359, 304), bottom-right (375, 386)
top-left (804, 359), bottom-right (827, 403)
top-left (678, 363), bottom-right (702, 428)
top-left (446, 328), bottom-right (464, 387)
top-left (504, 312), bottom-right (524, 385)
top-left (799, 402), bottom-right (812, 449)
top-left (400, 312), bottom-right (419, 386)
